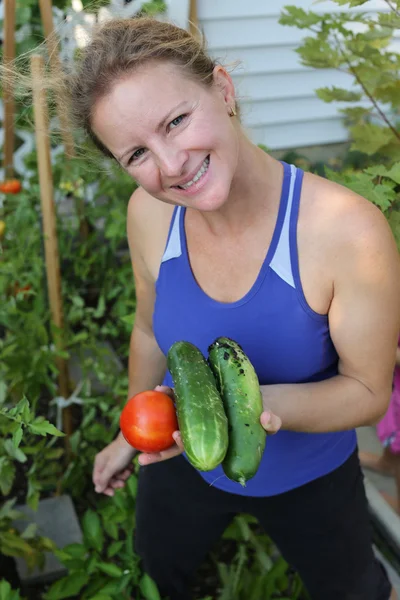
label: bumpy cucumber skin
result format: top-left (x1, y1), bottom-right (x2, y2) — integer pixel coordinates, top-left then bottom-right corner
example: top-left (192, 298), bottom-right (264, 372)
top-left (208, 337), bottom-right (266, 487)
top-left (167, 341), bottom-right (229, 471)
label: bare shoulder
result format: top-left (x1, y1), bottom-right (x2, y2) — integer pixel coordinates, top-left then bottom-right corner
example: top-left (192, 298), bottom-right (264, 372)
top-left (301, 171), bottom-right (399, 270)
top-left (127, 186), bottom-right (175, 281)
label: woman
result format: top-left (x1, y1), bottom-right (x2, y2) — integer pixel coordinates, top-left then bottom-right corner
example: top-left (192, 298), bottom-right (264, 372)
top-left (85, 18), bottom-right (400, 600)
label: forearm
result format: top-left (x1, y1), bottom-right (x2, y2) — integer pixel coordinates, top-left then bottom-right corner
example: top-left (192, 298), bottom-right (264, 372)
top-left (127, 322), bottom-right (167, 398)
top-left (116, 323), bottom-right (167, 446)
top-left (262, 374), bottom-right (391, 433)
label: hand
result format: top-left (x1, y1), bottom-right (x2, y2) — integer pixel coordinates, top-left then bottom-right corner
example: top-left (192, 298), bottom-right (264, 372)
top-left (137, 385), bottom-right (184, 466)
top-left (260, 410), bottom-right (282, 434)
top-left (93, 435), bottom-right (136, 497)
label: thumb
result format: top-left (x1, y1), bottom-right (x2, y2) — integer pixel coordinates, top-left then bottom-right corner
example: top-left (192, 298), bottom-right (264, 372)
top-left (155, 384), bottom-right (174, 398)
top-left (260, 411), bottom-right (282, 435)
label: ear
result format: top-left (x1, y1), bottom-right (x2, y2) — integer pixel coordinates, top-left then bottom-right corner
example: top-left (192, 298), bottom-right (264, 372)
top-left (212, 65), bottom-right (236, 114)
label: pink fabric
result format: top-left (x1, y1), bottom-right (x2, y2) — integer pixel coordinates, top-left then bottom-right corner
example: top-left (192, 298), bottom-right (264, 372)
top-left (377, 338), bottom-right (400, 454)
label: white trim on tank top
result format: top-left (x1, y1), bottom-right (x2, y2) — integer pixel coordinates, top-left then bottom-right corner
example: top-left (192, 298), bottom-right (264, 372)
top-left (161, 164), bottom-right (297, 289)
top-left (269, 163), bottom-right (297, 288)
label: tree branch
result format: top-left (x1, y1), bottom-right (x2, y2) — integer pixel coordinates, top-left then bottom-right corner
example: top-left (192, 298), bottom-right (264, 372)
top-left (333, 33), bottom-right (400, 143)
top-left (382, 0), bottom-right (400, 18)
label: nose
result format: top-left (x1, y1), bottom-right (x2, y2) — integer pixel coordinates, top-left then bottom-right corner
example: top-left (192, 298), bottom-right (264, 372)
top-left (155, 144), bottom-right (189, 179)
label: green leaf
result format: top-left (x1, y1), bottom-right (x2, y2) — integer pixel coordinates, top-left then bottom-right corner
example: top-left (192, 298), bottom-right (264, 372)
top-left (94, 295), bottom-right (106, 319)
top-left (21, 523), bottom-right (38, 540)
top-left (139, 573), bottom-right (161, 600)
top-left (378, 12), bottom-right (400, 30)
top-left (121, 312), bottom-right (135, 327)
top-left (28, 418), bottom-right (64, 437)
top-left (297, 36), bottom-right (343, 69)
top-left (4, 439), bottom-right (27, 463)
top-left (0, 531), bottom-right (35, 557)
top-left (316, 86), bottom-right (362, 103)
top-left (366, 163), bottom-right (400, 186)
top-left (87, 595), bottom-right (113, 600)
top-left (97, 562), bottom-right (124, 578)
top-left (331, 0), bottom-right (369, 5)
top-left (82, 510), bottom-right (104, 553)
top-left (12, 426), bottom-right (23, 449)
top-left (0, 458), bottom-right (16, 495)
top-left (8, 397), bottom-right (31, 423)
top-left (44, 571), bottom-right (89, 600)
top-left (61, 543), bottom-right (87, 559)
top-left (279, 6), bottom-right (321, 29)
top-left (107, 541), bottom-right (124, 558)
top-left (27, 479), bottom-right (40, 511)
top-left (0, 381), bottom-right (7, 405)
top-left (349, 123), bottom-right (395, 155)
top-left (0, 499), bottom-right (23, 521)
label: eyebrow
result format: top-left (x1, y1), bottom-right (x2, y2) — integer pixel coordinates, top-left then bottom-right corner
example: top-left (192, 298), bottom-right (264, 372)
top-left (118, 100), bottom-right (188, 163)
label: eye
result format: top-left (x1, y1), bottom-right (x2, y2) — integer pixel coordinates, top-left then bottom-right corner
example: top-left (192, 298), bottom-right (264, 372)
top-left (128, 148), bottom-right (146, 165)
top-left (169, 114), bottom-right (186, 130)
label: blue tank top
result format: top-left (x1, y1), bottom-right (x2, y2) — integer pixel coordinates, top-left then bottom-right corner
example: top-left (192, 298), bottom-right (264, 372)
top-left (153, 161), bottom-right (356, 497)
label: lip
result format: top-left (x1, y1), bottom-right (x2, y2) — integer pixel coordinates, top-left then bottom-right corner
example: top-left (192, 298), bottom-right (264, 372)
top-left (171, 155), bottom-right (211, 197)
top-left (170, 156), bottom-right (209, 189)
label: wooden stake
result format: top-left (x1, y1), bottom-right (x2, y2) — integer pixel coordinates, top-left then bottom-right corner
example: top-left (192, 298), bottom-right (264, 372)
top-left (31, 54), bottom-right (73, 445)
top-left (38, 0), bottom-right (75, 159)
top-left (3, 0), bottom-right (16, 180)
top-left (38, 0), bottom-right (90, 239)
top-left (189, 0), bottom-right (200, 41)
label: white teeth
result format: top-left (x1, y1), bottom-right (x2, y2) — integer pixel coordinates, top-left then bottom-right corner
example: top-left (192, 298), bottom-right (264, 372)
top-left (180, 157), bottom-right (209, 190)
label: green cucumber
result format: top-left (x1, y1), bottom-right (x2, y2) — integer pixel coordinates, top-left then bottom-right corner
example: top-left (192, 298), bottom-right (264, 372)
top-left (167, 341), bottom-right (229, 471)
top-left (208, 337), bottom-right (266, 487)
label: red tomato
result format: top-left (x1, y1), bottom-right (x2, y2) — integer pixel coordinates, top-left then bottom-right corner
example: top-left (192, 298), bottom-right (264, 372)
top-left (0, 179), bottom-right (22, 194)
top-left (120, 390), bottom-right (178, 453)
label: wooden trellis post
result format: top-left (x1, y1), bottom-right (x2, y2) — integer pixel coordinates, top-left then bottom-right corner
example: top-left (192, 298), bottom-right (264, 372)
top-left (31, 54), bottom-right (73, 448)
top-left (189, 0), bottom-right (200, 41)
top-left (3, 0), bottom-right (16, 179)
top-left (38, 0), bottom-right (89, 239)
top-left (38, 0), bottom-right (75, 159)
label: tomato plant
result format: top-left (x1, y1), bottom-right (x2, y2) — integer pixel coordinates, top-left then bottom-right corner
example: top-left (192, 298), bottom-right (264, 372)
top-left (120, 390), bottom-right (178, 452)
top-left (0, 179), bottom-right (22, 194)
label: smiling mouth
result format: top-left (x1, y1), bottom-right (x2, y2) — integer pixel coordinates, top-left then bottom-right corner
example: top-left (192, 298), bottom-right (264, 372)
top-left (174, 156), bottom-right (210, 190)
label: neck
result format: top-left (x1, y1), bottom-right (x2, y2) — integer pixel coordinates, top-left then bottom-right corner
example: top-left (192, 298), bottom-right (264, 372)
top-left (197, 134), bottom-right (283, 236)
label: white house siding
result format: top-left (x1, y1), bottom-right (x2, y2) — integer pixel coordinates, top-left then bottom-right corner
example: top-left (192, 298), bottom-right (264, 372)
top-left (195, 0), bottom-right (399, 151)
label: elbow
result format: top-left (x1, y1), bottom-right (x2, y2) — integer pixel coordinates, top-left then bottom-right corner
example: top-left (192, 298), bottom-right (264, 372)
top-left (364, 387), bottom-right (391, 426)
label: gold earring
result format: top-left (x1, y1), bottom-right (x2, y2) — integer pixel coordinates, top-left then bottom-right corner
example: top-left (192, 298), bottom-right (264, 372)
top-left (229, 105), bottom-right (237, 117)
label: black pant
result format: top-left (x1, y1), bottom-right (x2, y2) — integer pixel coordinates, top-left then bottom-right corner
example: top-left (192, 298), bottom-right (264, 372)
top-left (135, 450), bottom-right (391, 600)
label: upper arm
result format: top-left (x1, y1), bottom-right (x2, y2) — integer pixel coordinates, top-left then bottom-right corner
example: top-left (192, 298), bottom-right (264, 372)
top-left (126, 188), bottom-right (157, 334)
top-left (328, 193), bottom-right (400, 409)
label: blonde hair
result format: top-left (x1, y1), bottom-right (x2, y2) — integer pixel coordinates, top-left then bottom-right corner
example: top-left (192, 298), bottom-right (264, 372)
top-left (69, 17), bottom-right (217, 157)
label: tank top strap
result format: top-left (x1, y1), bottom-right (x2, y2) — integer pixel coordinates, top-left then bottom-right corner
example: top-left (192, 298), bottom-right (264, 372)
top-left (288, 166), bottom-right (305, 289)
top-left (161, 205), bottom-right (182, 263)
top-left (269, 162), bottom-right (303, 288)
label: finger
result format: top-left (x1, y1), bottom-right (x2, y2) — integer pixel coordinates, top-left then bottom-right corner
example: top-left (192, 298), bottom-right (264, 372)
top-left (172, 430), bottom-right (184, 451)
top-left (94, 463), bottom-right (115, 493)
top-left (118, 467), bottom-right (133, 481)
top-left (155, 384), bottom-right (174, 398)
top-left (92, 455), bottom-right (105, 484)
top-left (110, 479), bottom-right (126, 490)
top-left (260, 411), bottom-right (282, 434)
top-left (138, 442), bottom-right (183, 466)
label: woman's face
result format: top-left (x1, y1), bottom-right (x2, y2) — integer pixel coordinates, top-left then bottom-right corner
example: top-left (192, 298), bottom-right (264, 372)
top-left (91, 61), bottom-right (240, 211)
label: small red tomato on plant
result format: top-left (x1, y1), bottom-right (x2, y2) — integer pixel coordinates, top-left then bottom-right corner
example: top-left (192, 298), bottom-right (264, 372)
top-left (120, 390), bottom-right (178, 453)
top-left (0, 179), bottom-right (22, 194)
